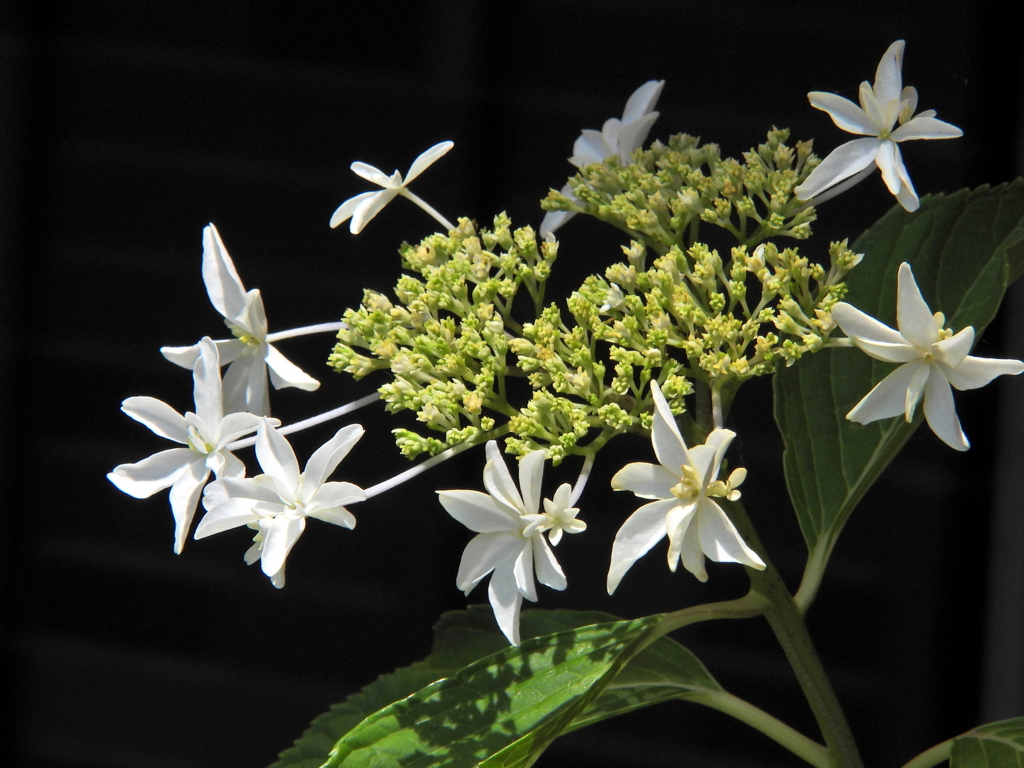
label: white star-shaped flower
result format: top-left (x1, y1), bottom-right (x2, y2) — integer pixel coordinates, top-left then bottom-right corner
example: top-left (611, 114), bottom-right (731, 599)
top-left (108, 338), bottom-right (265, 553)
top-left (330, 141), bottom-right (455, 234)
top-left (437, 442), bottom-right (585, 645)
top-left (795, 40), bottom-right (962, 212)
top-left (195, 420), bottom-right (366, 588)
top-left (607, 381), bottom-right (763, 593)
top-left (832, 262), bottom-right (1024, 450)
top-left (541, 80), bottom-right (665, 237)
top-left (161, 224), bottom-right (320, 416)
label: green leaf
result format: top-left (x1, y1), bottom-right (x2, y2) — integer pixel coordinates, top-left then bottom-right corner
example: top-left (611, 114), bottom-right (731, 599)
top-left (774, 181), bottom-right (1024, 583)
top-left (270, 607), bottom-right (722, 768)
top-left (322, 615), bottom-right (663, 768)
top-left (952, 717), bottom-right (1024, 767)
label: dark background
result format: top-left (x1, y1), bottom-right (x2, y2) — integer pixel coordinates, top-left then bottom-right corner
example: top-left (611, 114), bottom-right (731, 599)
top-left (2, 2), bottom-right (1023, 767)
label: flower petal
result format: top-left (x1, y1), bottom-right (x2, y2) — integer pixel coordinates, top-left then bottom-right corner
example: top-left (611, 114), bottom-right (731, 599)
top-left (438, 490), bottom-right (520, 533)
top-left (513, 544), bottom-right (537, 601)
top-left (168, 459), bottom-right (211, 553)
top-left (194, 496), bottom-right (261, 538)
top-left (309, 481), bottom-right (366, 512)
top-left (944, 354), bottom-right (1024, 390)
top-left (404, 141), bottom-right (454, 184)
top-left (307, 504), bottom-right (357, 529)
top-left (456, 531), bottom-right (521, 592)
top-left (846, 361), bottom-right (925, 424)
top-left (896, 263), bottom-right (940, 348)
top-left (517, 450), bottom-right (546, 516)
top-left (807, 92), bottom-right (876, 135)
top-left (532, 535), bottom-right (566, 591)
top-left (260, 515), bottom-right (306, 579)
top-left (350, 188), bottom-right (400, 234)
top-left (873, 40), bottom-right (906, 105)
top-left (302, 424), bottom-right (364, 489)
top-left (349, 162), bottom-right (394, 188)
top-left (875, 140), bottom-right (903, 196)
top-left (487, 560), bottom-right (525, 646)
top-left (121, 396), bottom-right (187, 442)
top-left (649, 380), bottom-right (688, 473)
top-left (606, 498), bottom-right (676, 594)
top-left (621, 80), bottom-right (664, 124)
top-left (482, 441), bottom-right (525, 516)
top-left (107, 448), bottom-right (194, 498)
top-left (923, 368), bottom-right (969, 450)
top-left (201, 224), bottom-right (248, 321)
top-left (697, 500), bottom-right (765, 569)
top-left (832, 302), bottom-right (917, 362)
top-left (255, 421), bottom-right (300, 489)
top-left (932, 326), bottom-right (976, 369)
top-left (192, 338), bottom-right (224, 426)
top-left (615, 110), bottom-right (660, 163)
top-left (678, 513), bottom-right (707, 582)
top-left (892, 115), bottom-right (963, 141)
top-left (610, 462), bottom-right (677, 500)
top-left (795, 138), bottom-right (881, 200)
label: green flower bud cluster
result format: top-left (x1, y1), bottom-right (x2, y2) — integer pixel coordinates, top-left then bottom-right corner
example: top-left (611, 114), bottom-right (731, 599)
top-left (328, 215), bottom-right (556, 459)
top-left (588, 237), bottom-right (859, 384)
top-left (541, 129), bottom-right (819, 252)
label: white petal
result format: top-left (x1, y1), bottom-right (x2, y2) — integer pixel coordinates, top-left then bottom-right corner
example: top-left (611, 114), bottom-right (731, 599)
top-left (923, 368), bottom-right (969, 450)
top-left (892, 150), bottom-right (920, 212)
top-left (932, 327), bottom-right (976, 369)
top-left (107, 448), bottom-right (194, 498)
top-left (264, 343), bottom-right (320, 393)
top-left (571, 129), bottom-right (614, 166)
top-left (261, 515), bottom-right (306, 578)
top-left (168, 459), bottom-right (210, 553)
top-left (349, 162), bottom-right (393, 187)
top-left (404, 141), bottom-right (454, 184)
top-left (255, 421), bottom-right (300, 489)
top-left (160, 343), bottom-right (201, 369)
top-left (904, 361), bottom-right (932, 420)
top-left (615, 110), bottom-right (660, 162)
top-left (456, 532), bottom-right (521, 592)
top-left (679, 517), bottom-right (707, 582)
top-left (696, 429), bottom-right (735, 488)
top-left (873, 40), bottom-right (906, 105)
top-left (621, 80), bottom-right (664, 123)
top-left (439, 490), bottom-right (519, 532)
top-left (795, 138), bottom-right (881, 199)
top-left (945, 355), bottom-right (1024, 391)
top-left (832, 303), bottom-right (918, 363)
top-left (350, 188), bottom-right (400, 234)
top-left (309, 481), bottom-right (365, 510)
top-left (513, 544), bottom-right (537, 601)
top-left (192, 338), bottom-right (224, 426)
top-left (518, 450), bottom-right (546, 515)
top-left (892, 115), bottom-right (963, 141)
top-left (194, 497), bottom-right (262, 538)
top-left (201, 224), bottom-right (248, 321)
top-left (875, 140), bottom-right (903, 196)
top-left (896, 263), bottom-right (939, 349)
top-left (532, 535), bottom-right (566, 591)
top-left (807, 92), bottom-right (876, 135)
top-left (488, 561), bottom-right (525, 646)
top-left (649, 380), bottom-right (688, 472)
top-left (236, 289), bottom-right (268, 339)
top-left (846, 361), bottom-right (925, 424)
top-left (665, 502), bottom-right (696, 573)
top-left (307, 504), bottom-right (357, 529)
top-left (606, 498), bottom-right (676, 594)
top-left (482, 441), bottom-right (525, 516)
top-left (213, 411), bottom-right (262, 448)
top-left (302, 424), bottom-right (364, 489)
top-left (330, 191), bottom-right (377, 229)
top-left (610, 462), bottom-right (677, 500)
top-left (697, 500), bottom-right (765, 569)
top-left (121, 397), bottom-right (187, 442)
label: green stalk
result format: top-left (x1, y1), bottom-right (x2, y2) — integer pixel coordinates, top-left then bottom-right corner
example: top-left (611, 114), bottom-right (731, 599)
top-left (899, 739), bottom-right (952, 768)
top-left (727, 500), bottom-right (864, 768)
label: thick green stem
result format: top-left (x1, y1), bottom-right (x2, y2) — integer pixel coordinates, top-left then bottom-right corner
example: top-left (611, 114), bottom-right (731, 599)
top-left (691, 690), bottom-right (830, 768)
top-left (727, 500), bottom-right (864, 768)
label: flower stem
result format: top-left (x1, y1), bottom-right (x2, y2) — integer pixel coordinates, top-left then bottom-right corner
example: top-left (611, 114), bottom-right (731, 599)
top-left (692, 690), bottom-right (830, 768)
top-left (727, 500), bottom-right (864, 768)
top-left (226, 393), bottom-right (380, 450)
top-left (899, 739), bottom-right (953, 768)
top-left (265, 322), bottom-right (345, 342)
top-left (400, 188), bottom-right (456, 232)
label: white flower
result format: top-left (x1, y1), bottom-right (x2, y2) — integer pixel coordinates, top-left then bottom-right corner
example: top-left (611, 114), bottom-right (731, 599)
top-left (831, 262), bottom-right (1024, 451)
top-left (541, 80), bottom-right (665, 237)
top-left (794, 40), bottom-right (962, 212)
top-left (437, 442), bottom-right (585, 645)
top-left (108, 338), bottom-right (264, 554)
top-left (607, 381), bottom-right (763, 593)
top-left (195, 420), bottom-right (366, 587)
top-left (330, 141), bottom-right (455, 234)
top-left (161, 224), bottom-right (320, 416)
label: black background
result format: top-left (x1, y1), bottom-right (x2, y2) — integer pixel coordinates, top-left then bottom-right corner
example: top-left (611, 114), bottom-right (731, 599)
top-left (2, 2), bottom-right (1023, 767)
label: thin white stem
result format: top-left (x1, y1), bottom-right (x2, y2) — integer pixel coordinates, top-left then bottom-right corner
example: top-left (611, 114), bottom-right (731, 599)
top-left (569, 455), bottom-right (594, 507)
top-left (795, 165), bottom-right (877, 213)
top-left (400, 188), bottom-right (456, 232)
top-left (266, 322), bottom-right (345, 343)
top-left (712, 387), bottom-right (724, 430)
top-left (364, 440), bottom-right (477, 499)
top-left (226, 393), bottom-right (380, 450)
